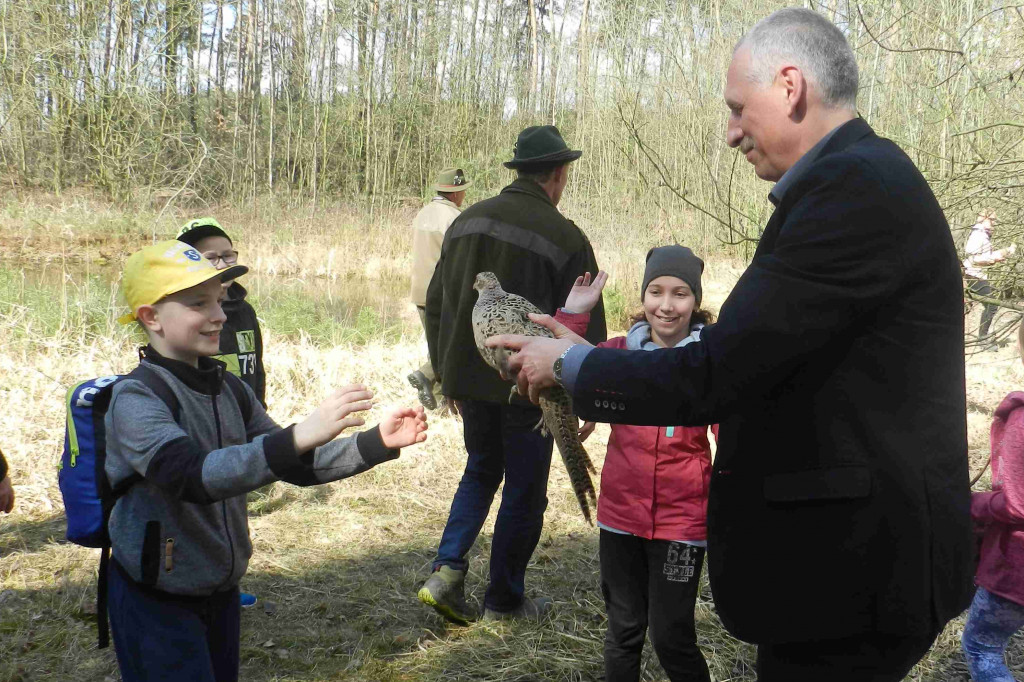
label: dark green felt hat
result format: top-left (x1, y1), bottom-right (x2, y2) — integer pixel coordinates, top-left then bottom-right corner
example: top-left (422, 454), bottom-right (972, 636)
top-left (503, 125), bottom-right (583, 169)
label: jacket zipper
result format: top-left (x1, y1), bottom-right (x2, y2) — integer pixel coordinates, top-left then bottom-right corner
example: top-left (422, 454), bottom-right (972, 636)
top-left (211, 367), bottom-right (237, 591)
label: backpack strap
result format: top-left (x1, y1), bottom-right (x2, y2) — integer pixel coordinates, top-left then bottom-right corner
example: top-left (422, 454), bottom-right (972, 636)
top-left (96, 544), bottom-right (112, 648)
top-left (95, 361), bottom-right (180, 649)
top-left (127, 363), bottom-right (181, 423)
top-left (222, 371), bottom-right (254, 424)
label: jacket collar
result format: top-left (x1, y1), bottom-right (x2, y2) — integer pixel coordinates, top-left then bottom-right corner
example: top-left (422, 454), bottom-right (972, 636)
top-left (817, 116), bottom-right (873, 157)
top-left (768, 117), bottom-right (874, 208)
top-left (227, 280), bottom-right (247, 300)
top-left (500, 178), bottom-right (556, 208)
top-left (769, 124), bottom-right (843, 206)
top-left (140, 345), bottom-right (224, 396)
top-left (430, 196), bottom-right (461, 211)
top-left (626, 321), bottom-right (704, 351)
top-left (223, 280), bottom-right (247, 309)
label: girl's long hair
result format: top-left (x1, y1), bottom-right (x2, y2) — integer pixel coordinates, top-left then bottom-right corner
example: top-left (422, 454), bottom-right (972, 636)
top-left (629, 307), bottom-right (716, 328)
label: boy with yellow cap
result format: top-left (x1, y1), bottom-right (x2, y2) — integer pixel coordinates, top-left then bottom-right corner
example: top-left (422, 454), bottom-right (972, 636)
top-left (106, 240), bottom-right (428, 682)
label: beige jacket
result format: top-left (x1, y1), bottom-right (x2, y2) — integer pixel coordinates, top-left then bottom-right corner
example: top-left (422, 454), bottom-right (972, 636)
top-left (410, 197), bottom-right (461, 306)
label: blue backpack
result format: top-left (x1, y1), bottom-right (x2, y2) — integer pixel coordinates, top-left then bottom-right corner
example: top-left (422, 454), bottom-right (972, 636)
top-left (59, 363), bottom-right (180, 648)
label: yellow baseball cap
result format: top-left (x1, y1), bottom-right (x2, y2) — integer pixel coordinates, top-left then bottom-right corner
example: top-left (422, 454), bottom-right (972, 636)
top-left (117, 240), bottom-right (249, 324)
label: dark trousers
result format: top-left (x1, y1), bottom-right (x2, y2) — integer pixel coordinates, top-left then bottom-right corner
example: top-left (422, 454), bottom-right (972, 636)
top-left (600, 530), bottom-right (711, 682)
top-left (756, 629), bottom-right (939, 682)
top-left (968, 277), bottom-right (998, 338)
top-left (433, 399), bottom-right (553, 612)
top-left (108, 559), bottom-right (241, 682)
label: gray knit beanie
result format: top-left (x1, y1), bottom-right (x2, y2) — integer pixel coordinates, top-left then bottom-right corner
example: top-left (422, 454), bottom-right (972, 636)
top-left (641, 245), bottom-right (704, 306)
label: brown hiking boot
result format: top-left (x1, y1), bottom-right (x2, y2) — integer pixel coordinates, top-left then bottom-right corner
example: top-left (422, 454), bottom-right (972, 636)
top-left (418, 566), bottom-right (476, 625)
top-left (481, 596), bottom-right (553, 623)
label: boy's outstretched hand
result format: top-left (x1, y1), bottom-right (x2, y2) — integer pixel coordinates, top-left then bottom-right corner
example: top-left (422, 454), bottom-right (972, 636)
top-left (380, 405), bottom-right (429, 449)
top-left (294, 384), bottom-right (374, 452)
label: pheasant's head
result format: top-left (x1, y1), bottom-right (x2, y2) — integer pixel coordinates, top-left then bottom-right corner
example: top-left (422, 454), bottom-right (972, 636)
top-left (473, 271), bottom-right (502, 294)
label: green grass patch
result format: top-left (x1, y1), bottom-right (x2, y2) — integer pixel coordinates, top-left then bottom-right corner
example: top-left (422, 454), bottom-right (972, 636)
top-left (0, 266), bottom-right (139, 345)
top-left (251, 286), bottom-right (408, 347)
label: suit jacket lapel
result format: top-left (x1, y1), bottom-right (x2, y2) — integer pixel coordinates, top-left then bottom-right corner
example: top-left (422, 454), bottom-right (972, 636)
top-left (754, 207), bottom-right (785, 257)
top-left (752, 119), bottom-right (876, 259)
top-left (818, 117), bottom-right (874, 158)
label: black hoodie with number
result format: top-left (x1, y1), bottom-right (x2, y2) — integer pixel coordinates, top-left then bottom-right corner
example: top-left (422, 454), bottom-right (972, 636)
top-left (216, 281), bottom-right (266, 406)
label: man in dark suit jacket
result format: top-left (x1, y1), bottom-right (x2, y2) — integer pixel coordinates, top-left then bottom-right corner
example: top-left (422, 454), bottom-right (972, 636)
top-left (489, 8), bottom-right (973, 680)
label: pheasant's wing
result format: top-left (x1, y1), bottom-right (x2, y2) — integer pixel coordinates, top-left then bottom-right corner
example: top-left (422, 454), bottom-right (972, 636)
top-left (473, 297), bottom-right (538, 375)
top-left (503, 293), bottom-right (555, 339)
top-left (472, 291), bottom-right (553, 377)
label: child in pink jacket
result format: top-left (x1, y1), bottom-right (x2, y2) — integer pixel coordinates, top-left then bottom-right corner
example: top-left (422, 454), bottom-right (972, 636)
top-left (557, 245), bottom-right (715, 682)
top-left (962, 322), bottom-right (1024, 681)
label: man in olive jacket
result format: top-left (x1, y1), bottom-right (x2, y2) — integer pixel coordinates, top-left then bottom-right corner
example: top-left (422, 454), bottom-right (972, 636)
top-left (419, 126), bottom-right (606, 624)
top-left (490, 10), bottom-right (973, 681)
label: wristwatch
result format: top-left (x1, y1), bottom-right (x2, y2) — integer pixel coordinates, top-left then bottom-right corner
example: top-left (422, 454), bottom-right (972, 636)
top-left (553, 345), bottom-right (575, 388)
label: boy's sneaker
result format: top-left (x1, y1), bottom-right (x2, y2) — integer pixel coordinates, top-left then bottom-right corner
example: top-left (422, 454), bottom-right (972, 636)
top-left (408, 371), bottom-right (438, 411)
top-left (482, 596), bottom-right (553, 623)
top-left (240, 592), bottom-right (257, 608)
top-left (418, 566), bottom-right (475, 625)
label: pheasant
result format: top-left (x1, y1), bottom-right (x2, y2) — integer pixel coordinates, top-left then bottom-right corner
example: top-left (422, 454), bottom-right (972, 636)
top-left (471, 271), bottom-right (597, 524)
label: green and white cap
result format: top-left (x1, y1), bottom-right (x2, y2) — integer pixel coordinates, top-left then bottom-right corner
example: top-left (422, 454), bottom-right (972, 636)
top-left (433, 168), bottom-right (471, 193)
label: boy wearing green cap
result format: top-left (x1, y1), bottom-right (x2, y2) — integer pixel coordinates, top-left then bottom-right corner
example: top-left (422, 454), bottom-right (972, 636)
top-left (177, 218), bottom-right (266, 406)
top-left (106, 240), bottom-right (428, 682)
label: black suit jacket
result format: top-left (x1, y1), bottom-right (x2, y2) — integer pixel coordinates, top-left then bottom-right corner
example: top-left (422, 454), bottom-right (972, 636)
top-left (573, 119), bottom-right (973, 644)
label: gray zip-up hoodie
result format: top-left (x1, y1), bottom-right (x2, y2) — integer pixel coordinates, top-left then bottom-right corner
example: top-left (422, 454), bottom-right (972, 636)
top-left (105, 348), bottom-right (398, 595)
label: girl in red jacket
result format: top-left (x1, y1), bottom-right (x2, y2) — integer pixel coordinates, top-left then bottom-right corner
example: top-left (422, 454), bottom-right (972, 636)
top-left (557, 245), bottom-right (715, 682)
top-left (962, 322), bottom-right (1024, 681)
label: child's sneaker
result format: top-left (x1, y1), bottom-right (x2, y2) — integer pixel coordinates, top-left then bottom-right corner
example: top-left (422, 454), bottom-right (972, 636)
top-left (418, 566), bottom-right (475, 624)
top-left (240, 592), bottom-right (257, 608)
top-left (408, 370), bottom-right (438, 410)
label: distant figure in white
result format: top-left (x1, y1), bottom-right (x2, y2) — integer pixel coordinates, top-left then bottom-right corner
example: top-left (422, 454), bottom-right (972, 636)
top-left (964, 211), bottom-right (1015, 349)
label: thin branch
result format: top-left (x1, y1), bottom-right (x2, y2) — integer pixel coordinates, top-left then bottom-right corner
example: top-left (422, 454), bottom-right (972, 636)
top-left (856, 4), bottom-right (964, 56)
top-left (953, 123), bottom-right (1024, 138)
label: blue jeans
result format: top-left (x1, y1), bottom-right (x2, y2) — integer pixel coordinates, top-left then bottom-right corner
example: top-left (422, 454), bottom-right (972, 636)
top-left (108, 559), bottom-right (241, 682)
top-left (962, 587), bottom-right (1024, 681)
top-left (433, 399), bottom-right (553, 612)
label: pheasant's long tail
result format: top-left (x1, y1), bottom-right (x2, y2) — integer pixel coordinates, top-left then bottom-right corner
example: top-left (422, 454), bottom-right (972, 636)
top-left (540, 391), bottom-right (597, 525)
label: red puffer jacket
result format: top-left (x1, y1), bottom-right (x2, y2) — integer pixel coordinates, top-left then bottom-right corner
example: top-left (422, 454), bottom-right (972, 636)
top-left (973, 391), bottom-right (1024, 606)
top-left (556, 311), bottom-right (716, 541)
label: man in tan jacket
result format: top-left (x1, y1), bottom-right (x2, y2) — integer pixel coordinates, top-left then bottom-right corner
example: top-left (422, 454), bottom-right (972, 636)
top-left (408, 167), bottom-right (471, 409)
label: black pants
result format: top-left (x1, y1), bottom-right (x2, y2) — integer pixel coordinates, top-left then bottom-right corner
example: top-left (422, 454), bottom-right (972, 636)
top-left (434, 400), bottom-right (553, 612)
top-left (756, 629), bottom-right (939, 682)
top-left (600, 529), bottom-right (711, 682)
top-left (968, 277), bottom-right (998, 338)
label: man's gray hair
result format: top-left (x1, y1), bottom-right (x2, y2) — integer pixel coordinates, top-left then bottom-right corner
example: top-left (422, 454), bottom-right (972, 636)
top-left (736, 8), bottom-right (858, 110)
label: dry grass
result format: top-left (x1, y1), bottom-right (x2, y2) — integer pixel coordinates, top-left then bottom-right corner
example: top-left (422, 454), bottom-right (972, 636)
top-left (1, 192), bottom-right (1021, 681)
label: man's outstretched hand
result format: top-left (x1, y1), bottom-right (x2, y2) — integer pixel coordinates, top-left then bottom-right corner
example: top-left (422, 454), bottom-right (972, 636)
top-left (486, 313), bottom-right (593, 404)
